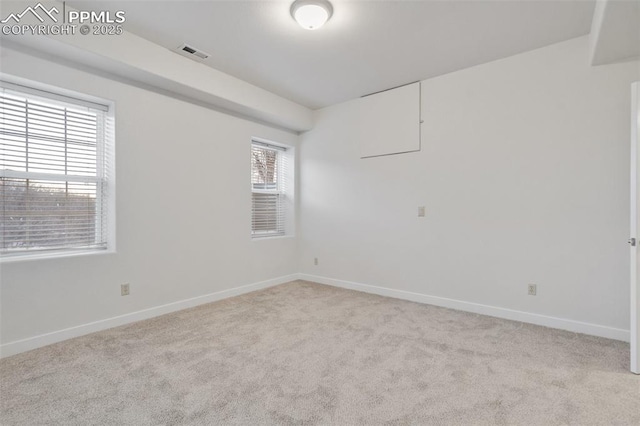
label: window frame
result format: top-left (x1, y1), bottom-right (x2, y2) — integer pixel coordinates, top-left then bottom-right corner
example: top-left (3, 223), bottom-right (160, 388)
top-left (0, 76), bottom-right (116, 262)
top-left (250, 138), bottom-right (293, 240)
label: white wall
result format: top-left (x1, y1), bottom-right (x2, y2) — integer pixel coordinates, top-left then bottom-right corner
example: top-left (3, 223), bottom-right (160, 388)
top-left (299, 36), bottom-right (640, 336)
top-left (2, 34), bottom-right (638, 355)
top-left (0, 47), bottom-right (299, 351)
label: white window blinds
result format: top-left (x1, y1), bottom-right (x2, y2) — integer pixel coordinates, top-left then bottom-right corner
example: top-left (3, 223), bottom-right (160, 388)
top-left (0, 83), bottom-right (111, 256)
top-left (251, 141), bottom-right (288, 238)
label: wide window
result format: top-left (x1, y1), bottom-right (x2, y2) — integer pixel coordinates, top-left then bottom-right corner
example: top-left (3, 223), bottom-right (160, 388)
top-left (0, 81), bottom-right (113, 258)
top-left (251, 140), bottom-right (291, 238)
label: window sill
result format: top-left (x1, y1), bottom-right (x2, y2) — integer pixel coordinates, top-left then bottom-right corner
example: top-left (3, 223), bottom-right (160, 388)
top-left (251, 234), bottom-right (296, 242)
top-left (0, 248), bottom-right (114, 263)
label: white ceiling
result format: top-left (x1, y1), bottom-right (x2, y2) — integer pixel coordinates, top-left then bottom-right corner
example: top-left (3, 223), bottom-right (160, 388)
top-left (69, 0), bottom-right (596, 109)
top-left (590, 0), bottom-right (640, 65)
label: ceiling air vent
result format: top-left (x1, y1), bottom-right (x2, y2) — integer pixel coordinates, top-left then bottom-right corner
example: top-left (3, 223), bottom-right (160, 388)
top-left (175, 44), bottom-right (210, 62)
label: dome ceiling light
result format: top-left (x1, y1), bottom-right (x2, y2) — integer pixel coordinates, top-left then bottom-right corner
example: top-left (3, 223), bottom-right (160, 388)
top-left (290, 0), bottom-right (333, 30)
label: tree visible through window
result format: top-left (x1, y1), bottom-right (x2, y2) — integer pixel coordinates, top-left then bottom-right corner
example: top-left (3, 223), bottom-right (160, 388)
top-left (0, 83), bottom-right (112, 257)
top-left (251, 141), bottom-right (288, 237)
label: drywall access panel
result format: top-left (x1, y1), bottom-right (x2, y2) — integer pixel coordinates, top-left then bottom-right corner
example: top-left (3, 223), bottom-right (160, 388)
top-left (358, 82), bottom-right (421, 158)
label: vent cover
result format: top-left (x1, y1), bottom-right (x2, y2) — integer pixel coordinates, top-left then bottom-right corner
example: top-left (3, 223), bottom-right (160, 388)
top-left (175, 44), bottom-right (210, 61)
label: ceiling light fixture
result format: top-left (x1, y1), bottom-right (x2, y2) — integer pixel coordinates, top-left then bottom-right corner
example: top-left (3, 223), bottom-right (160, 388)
top-left (290, 0), bottom-right (333, 30)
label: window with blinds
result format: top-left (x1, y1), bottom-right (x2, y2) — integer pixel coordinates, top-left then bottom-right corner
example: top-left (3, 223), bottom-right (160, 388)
top-left (0, 82), bottom-right (112, 257)
top-left (251, 141), bottom-right (289, 238)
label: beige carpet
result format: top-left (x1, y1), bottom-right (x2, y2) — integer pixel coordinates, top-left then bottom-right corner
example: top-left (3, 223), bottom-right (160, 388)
top-left (1, 280), bottom-right (638, 425)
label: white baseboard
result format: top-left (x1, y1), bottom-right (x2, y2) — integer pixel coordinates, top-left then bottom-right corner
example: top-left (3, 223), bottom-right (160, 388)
top-left (0, 274), bottom-right (298, 359)
top-left (298, 273), bottom-right (630, 342)
top-left (2, 273), bottom-right (629, 358)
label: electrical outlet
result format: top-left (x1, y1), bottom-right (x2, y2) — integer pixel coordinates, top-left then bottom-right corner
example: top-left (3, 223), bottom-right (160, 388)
top-left (528, 284), bottom-right (537, 296)
top-left (314, 257), bottom-right (319, 266)
top-left (418, 206), bottom-right (426, 217)
top-left (121, 283), bottom-right (130, 296)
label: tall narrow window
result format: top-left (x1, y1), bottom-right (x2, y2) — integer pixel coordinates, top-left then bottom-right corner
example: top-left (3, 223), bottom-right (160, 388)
top-left (251, 140), bottom-right (290, 238)
top-left (0, 82), bottom-right (113, 258)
